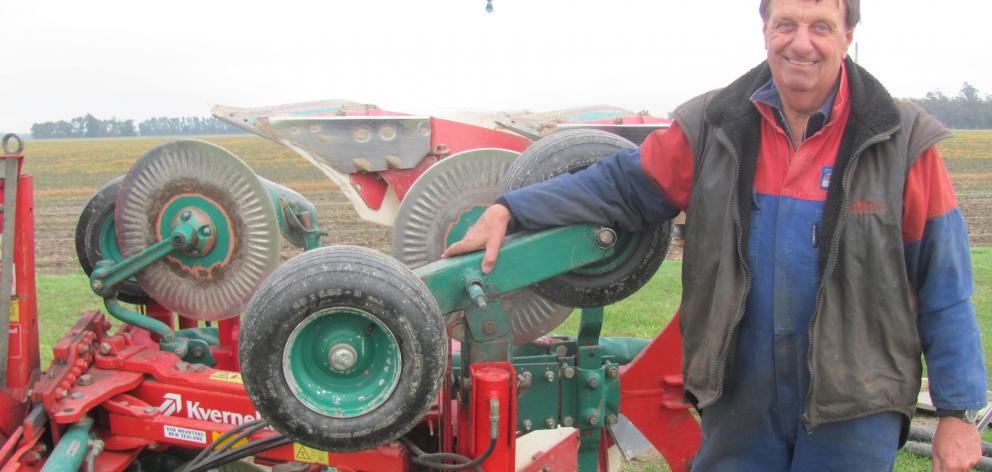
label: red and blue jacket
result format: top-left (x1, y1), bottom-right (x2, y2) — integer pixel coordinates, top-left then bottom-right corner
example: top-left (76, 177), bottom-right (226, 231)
top-left (503, 64), bottom-right (985, 416)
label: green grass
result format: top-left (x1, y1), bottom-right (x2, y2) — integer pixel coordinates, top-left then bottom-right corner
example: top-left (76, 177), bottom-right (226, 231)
top-left (31, 249), bottom-right (992, 470)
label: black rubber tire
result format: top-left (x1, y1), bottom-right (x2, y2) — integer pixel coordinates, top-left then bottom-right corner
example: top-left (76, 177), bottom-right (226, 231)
top-left (238, 245), bottom-right (446, 452)
top-left (499, 129), bottom-right (671, 307)
top-left (74, 176), bottom-right (152, 305)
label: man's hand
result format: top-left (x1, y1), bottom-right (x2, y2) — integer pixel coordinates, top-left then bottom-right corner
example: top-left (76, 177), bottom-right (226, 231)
top-left (931, 416), bottom-right (982, 472)
top-left (440, 204), bottom-right (511, 274)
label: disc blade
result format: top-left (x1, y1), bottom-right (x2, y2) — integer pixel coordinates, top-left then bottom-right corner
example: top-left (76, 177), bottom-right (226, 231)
top-left (116, 140), bottom-right (280, 320)
top-left (392, 148), bottom-right (572, 344)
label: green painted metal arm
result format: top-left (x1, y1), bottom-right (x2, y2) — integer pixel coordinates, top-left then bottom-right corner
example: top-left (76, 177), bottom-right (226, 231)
top-left (89, 227), bottom-right (190, 296)
top-left (104, 297), bottom-right (176, 343)
top-left (415, 225), bottom-right (615, 315)
top-left (41, 416), bottom-right (93, 472)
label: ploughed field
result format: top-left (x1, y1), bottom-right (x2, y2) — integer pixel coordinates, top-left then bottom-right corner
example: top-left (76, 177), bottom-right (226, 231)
top-left (21, 131), bottom-right (992, 276)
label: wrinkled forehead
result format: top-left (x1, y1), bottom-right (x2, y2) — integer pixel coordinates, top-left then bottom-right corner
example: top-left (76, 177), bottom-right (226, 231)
top-left (764, 0), bottom-right (845, 18)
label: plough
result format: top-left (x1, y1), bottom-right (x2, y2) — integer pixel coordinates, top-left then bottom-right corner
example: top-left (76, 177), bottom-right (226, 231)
top-left (0, 101), bottom-right (700, 471)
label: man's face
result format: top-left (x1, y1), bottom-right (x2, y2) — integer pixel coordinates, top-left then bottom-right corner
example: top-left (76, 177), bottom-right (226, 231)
top-left (763, 0), bottom-right (854, 102)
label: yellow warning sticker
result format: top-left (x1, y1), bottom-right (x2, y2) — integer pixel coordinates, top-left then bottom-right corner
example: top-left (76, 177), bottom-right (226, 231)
top-left (210, 431), bottom-right (248, 449)
top-left (9, 297), bottom-right (18, 323)
top-left (208, 371), bottom-right (243, 384)
top-left (293, 443), bottom-right (329, 465)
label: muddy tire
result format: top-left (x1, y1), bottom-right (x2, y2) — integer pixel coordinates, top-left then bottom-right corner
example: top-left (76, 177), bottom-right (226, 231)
top-left (239, 246), bottom-right (446, 452)
top-left (74, 176), bottom-right (152, 305)
top-left (500, 129), bottom-right (671, 307)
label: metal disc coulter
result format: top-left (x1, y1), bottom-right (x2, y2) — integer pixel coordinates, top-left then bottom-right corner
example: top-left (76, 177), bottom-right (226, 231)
top-left (115, 140), bottom-right (281, 320)
top-left (392, 148), bottom-right (573, 344)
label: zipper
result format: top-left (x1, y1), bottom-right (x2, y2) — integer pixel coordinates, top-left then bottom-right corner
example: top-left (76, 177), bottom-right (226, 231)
top-left (706, 130), bottom-right (752, 408)
top-left (801, 128), bottom-right (899, 428)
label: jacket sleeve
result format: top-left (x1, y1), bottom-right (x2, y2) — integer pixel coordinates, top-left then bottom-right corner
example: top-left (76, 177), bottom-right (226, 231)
top-left (502, 123), bottom-right (693, 232)
top-left (904, 145), bottom-right (988, 411)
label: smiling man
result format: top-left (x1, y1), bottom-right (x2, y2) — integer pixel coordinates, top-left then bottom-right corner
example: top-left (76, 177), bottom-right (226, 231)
top-left (443, 0), bottom-right (986, 470)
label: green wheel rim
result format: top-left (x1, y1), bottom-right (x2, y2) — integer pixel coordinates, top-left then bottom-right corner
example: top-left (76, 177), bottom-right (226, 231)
top-left (572, 231), bottom-right (640, 275)
top-left (283, 308), bottom-right (402, 418)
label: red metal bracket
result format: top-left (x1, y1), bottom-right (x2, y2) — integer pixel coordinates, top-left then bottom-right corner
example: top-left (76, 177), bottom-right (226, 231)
top-left (619, 312), bottom-right (700, 472)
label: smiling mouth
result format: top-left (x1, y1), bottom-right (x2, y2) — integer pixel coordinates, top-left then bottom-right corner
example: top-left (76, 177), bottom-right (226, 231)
top-left (788, 58), bottom-right (817, 66)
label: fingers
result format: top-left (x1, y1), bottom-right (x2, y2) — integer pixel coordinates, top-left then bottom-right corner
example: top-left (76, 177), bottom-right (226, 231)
top-left (481, 230), bottom-right (506, 274)
top-left (440, 204), bottom-right (511, 274)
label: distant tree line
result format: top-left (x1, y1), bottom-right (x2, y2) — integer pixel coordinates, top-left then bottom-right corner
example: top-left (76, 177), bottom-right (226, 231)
top-left (909, 83), bottom-right (992, 129)
top-left (30, 115), bottom-right (247, 139)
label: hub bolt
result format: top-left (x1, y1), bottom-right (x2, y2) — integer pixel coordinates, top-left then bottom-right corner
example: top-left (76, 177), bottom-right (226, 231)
top-left (482, 320), bottom-right (497, 335)
top-left (329, 344), bottom-right (358, 372)
top-left (201, 226), bottom-right (213, 237)
top-left (587, 377), bottom-right (600, 389)
top-left (595, 227), bottom-right (617, 249)
top-left (181, 211), bottom-right (192, 221)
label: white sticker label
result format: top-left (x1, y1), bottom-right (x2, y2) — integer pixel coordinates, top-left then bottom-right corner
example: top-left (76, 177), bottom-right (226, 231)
top-left (164, 425), bottom-right (207, 444)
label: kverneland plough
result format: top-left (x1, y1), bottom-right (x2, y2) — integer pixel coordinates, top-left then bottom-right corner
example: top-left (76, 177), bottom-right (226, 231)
top-left (0, 101), bottom-right (701, 472)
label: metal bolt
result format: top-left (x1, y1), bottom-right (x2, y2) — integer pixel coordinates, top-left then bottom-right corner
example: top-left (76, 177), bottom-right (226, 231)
top-left (90, 280), bottom-right (104, 291)
top-left (191, 364), bottom-right (205, 372)
top-left (517, 371), bottom-right (533, 390)
top-left (191, 345), bottom-right (206, 358)
top-left (175, 362), bottom-right (189, 372)
top-left (587, 377), bottom-right (600, 389)
top-left (595, 227), bottom-right (617, 249)
top-left (545, 417), bottom-right (556, 428)
top-left (189, 250), bottom-right (200, 257)
top-left (606, 366), bottom-right (619, 379)
top-left (58, 389), bottom-right (68, 399)
top-left (201, 226), bottom-right (213, 237)
top-left (70, 392), bottom-right (85, 400)
top-left (174, 345), bottom-right (188, 358)
top-left (181, 210), bottom-right (192, 221)
top-left (99, 342), bottom-right (112, 355)
top-left (554, 345), bottom-right (568, 358)
top-left (562, 416), bottom-right (574, 427)
top-left (522, 419), bottom-right (533, 431)
top-left (144, 406), bottom-right (157, 415)
top-left (78, 343), bottom-right (90, 354)
top-left (482, 320), bottom-right (497, 335)
top-left (77, 374), bottom-right (93, 386)
top-left (606, 414), bottom-right (619, 426)
top-left (329, 344), bottom-right (359, 372)
top-left (563, 366), bottom-right (576, 379)
top-left (544, 370), bottom-right (555, 382)
top-left (587, 413), bottom-right (599, 425)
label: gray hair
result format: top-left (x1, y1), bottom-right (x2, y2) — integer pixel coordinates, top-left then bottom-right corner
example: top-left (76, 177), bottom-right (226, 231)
top-left (759, 0), bottom-right (861, 29)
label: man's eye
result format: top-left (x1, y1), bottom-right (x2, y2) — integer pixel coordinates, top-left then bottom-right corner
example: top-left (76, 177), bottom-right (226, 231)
top-left (811, 23), bottom-right (833, 35)
top-left (775, 21), bottom-right (798, 32)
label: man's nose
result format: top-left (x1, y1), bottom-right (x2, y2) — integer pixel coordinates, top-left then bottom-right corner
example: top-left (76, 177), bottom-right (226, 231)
top-left (789, 26), bottom-right (816, 54)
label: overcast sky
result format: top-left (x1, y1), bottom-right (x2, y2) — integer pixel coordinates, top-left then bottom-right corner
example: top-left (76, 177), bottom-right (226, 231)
top-left (2, 0), bottom-right (990, 134)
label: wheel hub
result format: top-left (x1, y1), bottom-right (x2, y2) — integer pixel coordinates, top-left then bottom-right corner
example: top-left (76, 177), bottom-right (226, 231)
top-left (283, 308), bottom-right (401, 418)
top-left (328, 343), bottom-right (359, 372)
